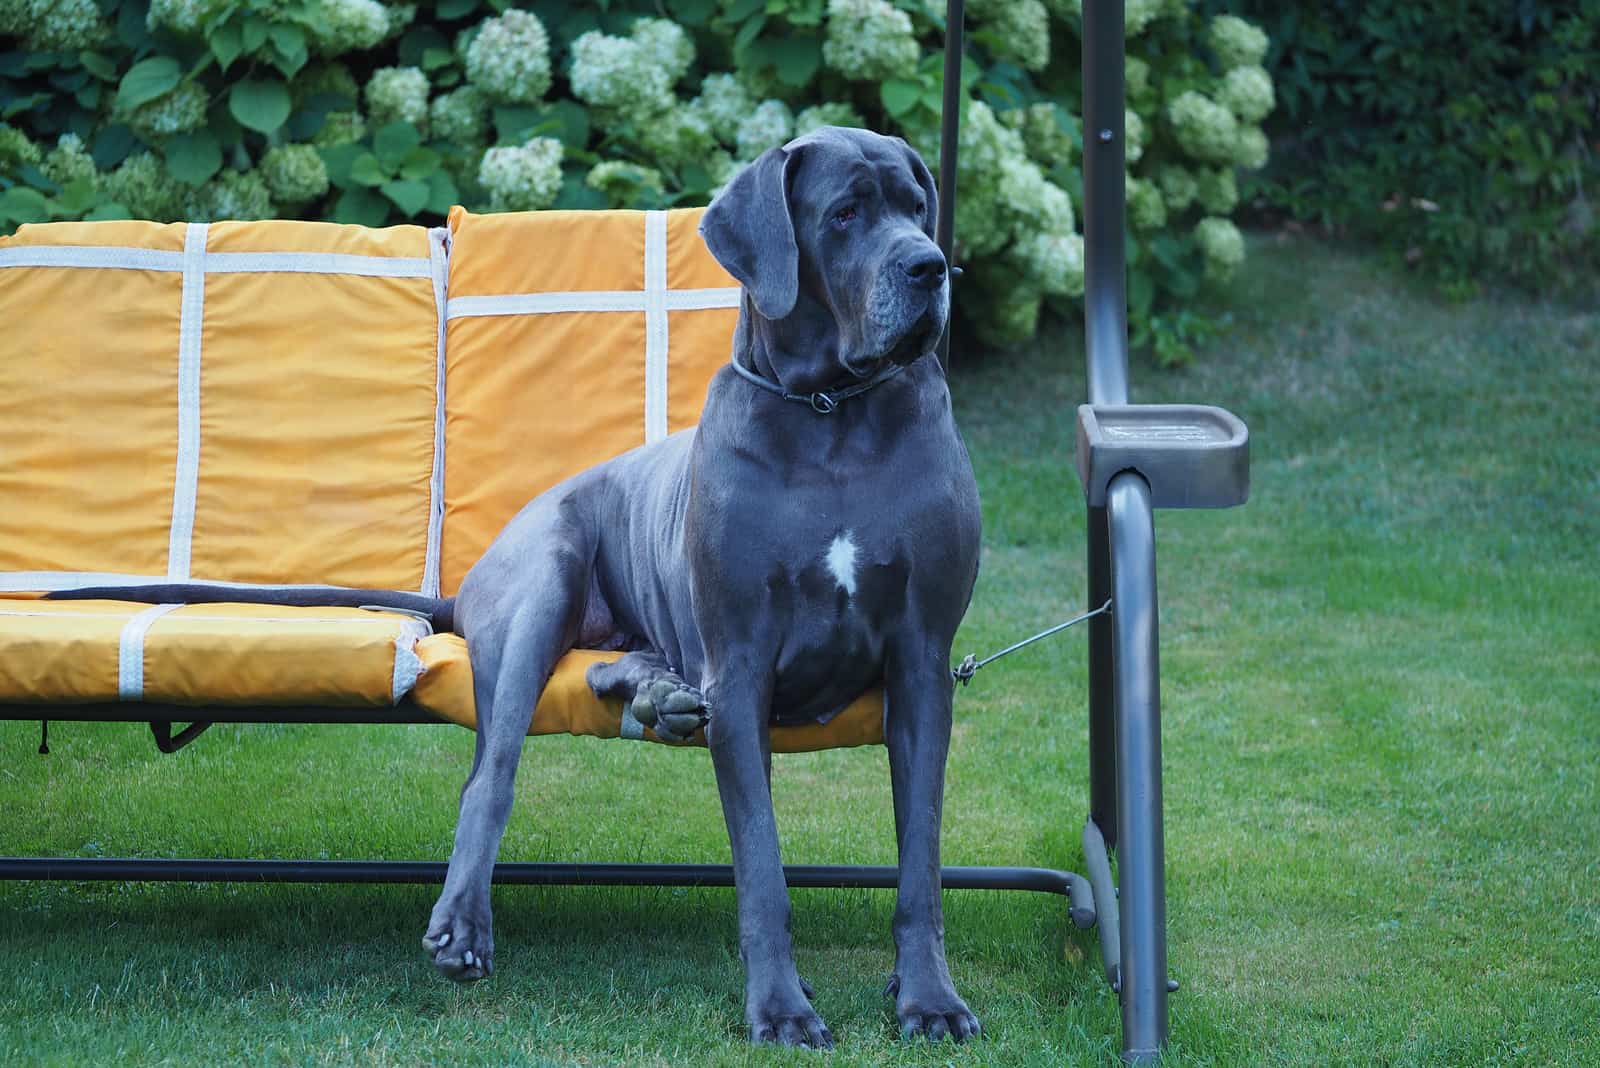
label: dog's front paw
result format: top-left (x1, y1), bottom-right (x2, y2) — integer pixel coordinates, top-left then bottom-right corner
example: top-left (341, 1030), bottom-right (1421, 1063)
top-left (627, 678), bottom-right (706, 743)
top-left (748, 980), bottom-right (834, 1048)
top-left (885, 972), bottom-right (981, 1042)
top-left (423, 896), bottom-right (494, 982)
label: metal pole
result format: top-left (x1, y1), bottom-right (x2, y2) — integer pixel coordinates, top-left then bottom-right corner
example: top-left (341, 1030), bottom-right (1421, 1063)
top-left (1087, 503), bottom-right (1117, 846)
top-left (1106, 471), bottom-right (1168, 1062)
top-left (1082, 0), bottom-right (1129, 406)
top-left (934, 0), bottom-right (964, 372)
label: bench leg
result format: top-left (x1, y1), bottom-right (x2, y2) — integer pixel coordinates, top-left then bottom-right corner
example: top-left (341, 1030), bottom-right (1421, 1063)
top-left (1087, 502), bottom-right (1117, 847)
top-left (1107, 471), bottom-right (1168, 1063)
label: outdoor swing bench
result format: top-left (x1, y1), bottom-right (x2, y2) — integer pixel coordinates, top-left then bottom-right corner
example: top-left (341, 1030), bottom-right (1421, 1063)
top-left (0, 3), bottom-right (1246, 1061)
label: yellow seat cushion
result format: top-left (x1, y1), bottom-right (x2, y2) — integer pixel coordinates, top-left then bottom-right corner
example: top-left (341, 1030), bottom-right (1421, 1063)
top-left (0, 598), bottom-right (427, 707)
top-left (411, 635), bottom-right (885, 752)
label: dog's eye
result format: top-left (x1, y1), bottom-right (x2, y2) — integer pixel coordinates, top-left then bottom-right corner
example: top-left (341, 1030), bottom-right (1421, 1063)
top-left (832, 206), bottom-right (857, 227)
top-left (913, 200), bottom-right (927, 218)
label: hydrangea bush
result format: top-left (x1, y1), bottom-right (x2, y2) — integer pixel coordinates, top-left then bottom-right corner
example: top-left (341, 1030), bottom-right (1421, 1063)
top-left (0, 0), bottom-right (1272, 361)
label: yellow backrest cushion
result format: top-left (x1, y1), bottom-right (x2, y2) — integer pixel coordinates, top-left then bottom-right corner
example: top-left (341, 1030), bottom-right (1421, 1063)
top-left (439, 207), bottom-right (739, 593)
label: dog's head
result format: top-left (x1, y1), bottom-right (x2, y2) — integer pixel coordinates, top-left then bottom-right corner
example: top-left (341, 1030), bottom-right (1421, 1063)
top-left (700, 126), bottom-right (947, 390)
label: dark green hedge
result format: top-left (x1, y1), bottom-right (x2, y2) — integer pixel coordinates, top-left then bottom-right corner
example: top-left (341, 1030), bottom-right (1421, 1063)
top-left (1205, 0), bottom-right (1599, 297)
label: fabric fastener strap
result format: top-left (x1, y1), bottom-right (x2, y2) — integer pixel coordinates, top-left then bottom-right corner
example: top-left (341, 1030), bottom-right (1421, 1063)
top-left (117, 603), bottom-right (182, 701)
top-left (166, 222), bottom-right (208, 581)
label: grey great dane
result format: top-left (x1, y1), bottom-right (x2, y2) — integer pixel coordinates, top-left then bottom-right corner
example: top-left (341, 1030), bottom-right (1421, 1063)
top-left (54, 126), bottom-right (983, 1047)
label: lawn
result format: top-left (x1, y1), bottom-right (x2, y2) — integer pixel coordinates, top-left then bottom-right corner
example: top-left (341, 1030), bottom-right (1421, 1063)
top-left (2, 234), bottom-right (1596, 1066)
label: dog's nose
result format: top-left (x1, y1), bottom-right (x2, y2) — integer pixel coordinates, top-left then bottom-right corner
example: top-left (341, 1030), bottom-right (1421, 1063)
top-left (900, 250), bottom-right (947, 291)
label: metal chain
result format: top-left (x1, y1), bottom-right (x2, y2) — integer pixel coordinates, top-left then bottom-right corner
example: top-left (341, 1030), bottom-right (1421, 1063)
top-left (952, 599), bottom-right (1113, 686)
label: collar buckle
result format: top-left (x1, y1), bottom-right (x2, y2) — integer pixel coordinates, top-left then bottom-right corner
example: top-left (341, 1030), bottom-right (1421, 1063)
top-left (809, 391), bottom-right (837, 414)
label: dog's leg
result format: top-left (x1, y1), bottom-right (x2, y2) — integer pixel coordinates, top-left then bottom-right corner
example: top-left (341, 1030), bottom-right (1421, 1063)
top-left (587, 651), bottom-right (706, 743)
top-left (424, 549), bottom-right (588, 981)
top-left (704, 668), bottom-right (833, 1049)
top-left (883, 645), bottom-right (981, 1041)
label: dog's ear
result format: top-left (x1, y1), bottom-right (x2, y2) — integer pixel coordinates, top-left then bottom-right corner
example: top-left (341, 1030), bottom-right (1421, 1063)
top-left (895, 136), bottom-right (940, 242)
top-left (699, 145), bottom-right (800, 321)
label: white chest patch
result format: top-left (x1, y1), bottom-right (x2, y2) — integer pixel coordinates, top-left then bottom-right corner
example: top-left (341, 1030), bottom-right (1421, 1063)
top-left (825, 532), bottom-right (858, 598)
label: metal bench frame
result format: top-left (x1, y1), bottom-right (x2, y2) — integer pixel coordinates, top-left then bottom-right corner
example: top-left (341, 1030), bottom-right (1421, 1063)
top-left (2, 3), bottom-right (1248, 1060)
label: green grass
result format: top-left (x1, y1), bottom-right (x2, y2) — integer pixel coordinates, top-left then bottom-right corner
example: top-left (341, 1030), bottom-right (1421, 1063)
top-left (3, 235), bottom-right (1597, 1066)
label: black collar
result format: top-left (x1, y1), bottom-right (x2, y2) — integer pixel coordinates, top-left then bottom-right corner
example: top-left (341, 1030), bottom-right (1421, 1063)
top-left (729, 357), bottom-right (906, 414)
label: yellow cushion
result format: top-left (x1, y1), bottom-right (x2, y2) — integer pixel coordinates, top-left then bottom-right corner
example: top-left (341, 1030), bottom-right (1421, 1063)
top-left (0, 598), bottom-right (426, 707)
top-left (0, 218), bottom-right (446, 593)
top-left (411, 635), bottom-right (885, 752)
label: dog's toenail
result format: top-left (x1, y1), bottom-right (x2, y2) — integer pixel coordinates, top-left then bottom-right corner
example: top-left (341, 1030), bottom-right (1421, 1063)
top-left (438, 933), bottom-right (451, 947)
top-left (463, 950), bottom-right (474, 965)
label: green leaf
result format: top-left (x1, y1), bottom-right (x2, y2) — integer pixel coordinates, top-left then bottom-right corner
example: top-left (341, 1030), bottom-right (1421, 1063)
top-left (241, 14), bottom-right (269, 52)
top-left (0, 186), bottom-right (51, 225)
top-left (334, 187), bottom-right (392, 227)
top-left (84, 201), bottom-right (132, 221)
top-left (228, 78), bottom-right (291, 133)
top-left (399, 146), bottom-right (441, 181)
top-left (349, 153), bottom-right (389, 187)
top-left (209, 22), bottom-right (242, 69)
top-left (78, 51), bottom-right (118, 81)
top-left (493, 105), bottom-right (541, 144)
top-left (91, 124), bottom-right (137, 169)
top-left (881, 79), bottom-right (921, 118)
top-left (668, 0), bottom-right (715, 25)
top-left (770, 37), bottom-right (821, 88)
top-left (318, 142), bottom-right (364, 189)
top-left (436, 0), bottom-right (479, 18)
top-left (733, 12), bottom-right (766, 51)
top-left (55, 176), bottom-right (98, 214)
top-left (163, 130), bottom-right (223, 186)
top-left (422, 47), bottom-right (455, 72)
top-left (373, 122), bottom-right (421, 169)
top-left (425, 169), bottom-right (459, 215)
top-left (553, 171), bottom-right (605, 210)
top-left (269, 25), bottom-right (308, 77)
top-left (381, 178), bottom-right (431, 217)
top-left (116, 57), bottom-right (181, 111)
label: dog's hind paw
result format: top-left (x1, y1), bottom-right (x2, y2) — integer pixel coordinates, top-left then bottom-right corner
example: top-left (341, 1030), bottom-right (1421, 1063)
top-left (423, 901), bottom-right (494, 982)
top-left (627, 678), bottom-right (707, 743)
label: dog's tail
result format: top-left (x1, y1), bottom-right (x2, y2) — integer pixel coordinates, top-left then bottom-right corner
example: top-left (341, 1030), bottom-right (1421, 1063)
top-left (45, 584), bottom-right (456, 633)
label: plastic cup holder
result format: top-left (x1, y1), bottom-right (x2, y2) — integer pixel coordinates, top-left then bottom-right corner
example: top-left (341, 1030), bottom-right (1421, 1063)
top-left (1075, 404), bottom-right (1249, 509)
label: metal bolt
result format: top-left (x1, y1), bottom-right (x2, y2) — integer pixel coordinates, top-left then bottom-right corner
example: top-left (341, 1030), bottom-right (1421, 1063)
top-left (1098, 128), bottom-right (1114, 143)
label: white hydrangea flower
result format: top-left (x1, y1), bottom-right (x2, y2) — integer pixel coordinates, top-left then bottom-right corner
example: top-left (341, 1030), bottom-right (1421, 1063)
top-left (260, 144), bottom-right (329, 204)
top-left (1007, 102), bottom-right (1075, 168)
top-left (735, 99), bottom-right (793, 161)
top-left (102, 152), bottom-right (185, 219)
top-left (1194, 216), bottom-right (1245, 277)
top-left (478, 136), bottom-right (563, 212)
top-left (1195, 167), bottom-right (1237, 215)
top-left (631, 18), bottom-right (694, 86)
top-left (1124, 107), bottom-right (1146, 165)
top-left (707, 150), bottom-right (739, 188)
top-left (430, 86), bottom-right (487, 146)
top-left (585, 160), bottom-right (664, 207)
top-left (1126, 57), bottom-right (1151, 101)
top-left (465, 9), bottom-right (552, 104)
top-left (972, 0), bottom-right (1049, 71)
top-left (1209, 15), bottom-right (1269, 70)
top-left (822, 0), bottom-right (920, 82)
top-left (637, 103), bottom-right (716, 170)
top-left (144, 0), bottom-right (223, 36)
top-left (1232, 126), bottom-right (1269, 170)
top-left (186, 168), bottom-right (274, 222)
top-left (1124, 0), bottom-right (1165, 36)
top-left (123, 81), bottom-right (209, 140)
top-left (984, 286), bottom-right (1044, 345)
top-left (795, 102), bottom-right (865, 137)
top-left (692, 73), bottom-right (753, 144)
top-left (1168, 90), bottom-right (1240, 164)
top-left (8, 0), bottom-right (108, 49)
top-left (313, 111), bottom-right (367, 147)
top-left (0, 123), bottom-right (40, 168)
top-left (1157, 165), bottom-right (1198, 213)
top-left (1012, 230), bottom-right (1085, 297)
top-left (1127, 175), bottom-right (1167, 231)
top-left (307, 0), bottom-right (393, 56)
top-left (366, 66), bottom-right (430, 133)
top-left (41, 133), bottom-right (97, 190)
top-left (1218, 65), bottom-right (1274, 124)
top-left (569, 30), bottom-right (674, 117)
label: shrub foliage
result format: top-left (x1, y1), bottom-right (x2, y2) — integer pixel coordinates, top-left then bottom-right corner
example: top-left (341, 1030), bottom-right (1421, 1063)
top-left (1207, 0), bottom-right (1600, 297)
top-left (0, 0), bottom-right (1274, 356)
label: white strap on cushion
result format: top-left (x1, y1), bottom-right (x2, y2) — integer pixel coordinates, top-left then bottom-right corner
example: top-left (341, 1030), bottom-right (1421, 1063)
top-left (166, 222), bottom-right (208, 581)
top-left (0, 246), bottom-right (184, 271)
top-left (391, 617), bottom-right (431, 703)
top-left (203, 252), bottom-right (433, 277)
top-left (117, 603), bottom-right (181, 701)
top-left (643, 211), bottom-right (670, 444)
top-left (422, 226), bottom-right (450, 597)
